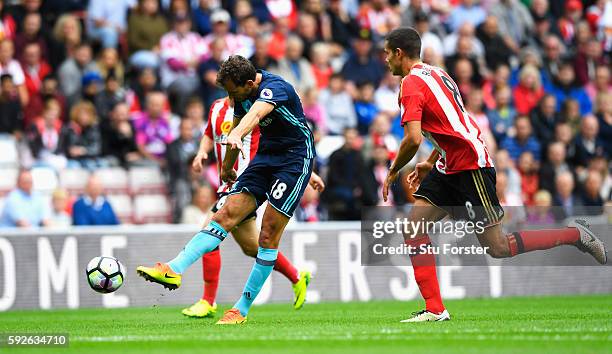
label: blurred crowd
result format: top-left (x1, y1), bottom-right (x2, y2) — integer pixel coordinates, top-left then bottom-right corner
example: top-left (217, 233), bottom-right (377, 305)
top-left (0, 0), bottom-right (610, 228)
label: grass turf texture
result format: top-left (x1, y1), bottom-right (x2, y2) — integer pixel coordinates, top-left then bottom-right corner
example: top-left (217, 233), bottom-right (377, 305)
top-left (0, 295), bottom-right (610, 354)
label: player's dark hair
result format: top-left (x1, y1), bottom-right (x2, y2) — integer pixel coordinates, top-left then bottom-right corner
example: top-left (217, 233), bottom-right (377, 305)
top-left (385, 27), bottom-right (421, 59)
top-left (216, 55), bottom-right (257, 87)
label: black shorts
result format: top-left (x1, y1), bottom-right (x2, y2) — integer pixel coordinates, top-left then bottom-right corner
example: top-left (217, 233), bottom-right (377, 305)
top-left (212, 191), bottom-right (257, 224)
top-left (413, 167), bottom-right (505, 227)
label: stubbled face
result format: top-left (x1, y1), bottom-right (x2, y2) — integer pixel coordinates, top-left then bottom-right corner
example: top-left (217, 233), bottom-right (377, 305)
top-left (223, 80), bottom-right (255, 102)
top-left (384, 41), bottom-right (403, 76)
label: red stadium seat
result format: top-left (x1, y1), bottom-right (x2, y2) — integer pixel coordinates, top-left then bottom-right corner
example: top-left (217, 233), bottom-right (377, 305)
top-left (106, 194), bottom-right (133, 224)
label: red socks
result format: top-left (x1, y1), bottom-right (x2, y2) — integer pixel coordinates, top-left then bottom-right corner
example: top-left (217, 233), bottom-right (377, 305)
top-left (201, 247), bottom-right (221, 304)
top-left (405, 235), bottom-right (445, 314)
top-left (506, 228), bottom-right (580, 256)
top-left (274, 252), bottom-right (299, 284)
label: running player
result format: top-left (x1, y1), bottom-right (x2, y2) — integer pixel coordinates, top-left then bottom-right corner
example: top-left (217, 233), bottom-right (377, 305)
top-left (137, 55), bottom-right (318, 324)
top-left (181, 97), bottom-right (323, 318)
top-left (382, 27), bottom-right (607, 323)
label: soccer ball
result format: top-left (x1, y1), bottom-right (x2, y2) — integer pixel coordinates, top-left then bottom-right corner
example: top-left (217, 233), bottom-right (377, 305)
top-left (86, 256), bottom-right (125, 293)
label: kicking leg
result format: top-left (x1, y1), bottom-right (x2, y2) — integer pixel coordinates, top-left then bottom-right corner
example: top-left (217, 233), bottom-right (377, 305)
top-left (400, 197), bottom-right (451, 322)
top-left (217, 204), bottom-right (290, 324)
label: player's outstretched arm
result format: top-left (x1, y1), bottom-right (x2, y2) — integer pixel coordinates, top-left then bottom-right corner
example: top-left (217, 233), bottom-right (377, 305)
top-left (225, 101), bottom-right (274, 151)
top-left (383, 121), bottom-right (422, 202)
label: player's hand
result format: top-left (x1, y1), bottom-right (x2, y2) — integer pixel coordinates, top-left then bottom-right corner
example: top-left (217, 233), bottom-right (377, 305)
top-left (221, 168), bottom-right (237, 184)
top-left (192, 150), bottom-right (209, 173)
top-left (309, 173), bottom-right (325, 192)
top-left (222, 134), bottom-right (245, 159)
top-left (383, 170), bottom-right (399, 202)
top-left (407, 161), bottom-right (433, 189)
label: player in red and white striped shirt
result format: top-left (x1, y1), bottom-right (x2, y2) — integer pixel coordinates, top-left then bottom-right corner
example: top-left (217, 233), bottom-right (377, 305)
top-left (182, 97), bottom-right (324, 318)
top-left (382, 27), bottom-right (607, 323)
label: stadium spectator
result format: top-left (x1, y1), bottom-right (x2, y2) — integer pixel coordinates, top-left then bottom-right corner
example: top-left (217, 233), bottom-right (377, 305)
top-left (445, 36), bottom-right (484, 89)
top-left (513, 64), bottom-right (545, 116)
top-left (465, 87), bottom-right (496, 152)
top-left (549, 61), bottom-right (592, 115)
top-left (489, 0), bottom-right (533, 52)
top-left (526, 190), bottom-right (556, 224)
top-left (95, 73), bottom-right (127, 122)
top-left (203, 9), bottom-right (252, 59)
top-left (362, 144), bottom-right (404, 207)
top-left (267, 17), bottom-right (291, 61)
top-left (86, 0), bottom-right (134, 49)
top-left (127, 0), bottom-right (168, 69)
top-left (356, 0), bottom-right (398, 40)
top-left (0, 0), bottom-right (17, 41)
top-left (133, 91), bottom-right (173, 167)
top-left (57, 42), bottom-right (97, 107)
top-left (249, 35), bottom-right (278, 71)
top-left (447, 0), bottom-right (487, 33)
top-left (0, 74), bottom-right (22, 135)
top-left (585, 65), bottom-right (612, 102)
top-left (302, 87), bottom-right (328, 135)
top-left (326, 0), bottom-right (360, 49)
top-left (595, 92), bottom-right (612, 158)
top-left (48, 14), bottom-right (82, 68)
top-left (487, 85), bottom-right (517, 144)
top-left (579, 170), bottom-right (605, 215)
top-left (0, 39), bottom-right (28, 105)
top-left (273, 35), bottom-right (316, 95)
top-left (354, 82), bottom-right (378, 135)
top-left (573, 115), bottom-right (606, 169)
top-left (72, 175), bottom-right (119, 226)
top-left (556, 0), bottom-right (582, 45)
top-left (160, 13), bottom-right (207, 114)
top-left (541, 34), bottom-right (565, 90)
top-left (373, 72), bottom-right (400, 117)
top-left (47, 188), bottom-right (71, 228)
top-left (494, 149), bottom-right (522, 196)
top-left (552, 171), bottom-right (581, 221)
top-left (96, 48), bottom-right (124, 85)
top-left (167, 119), bottom-right (199, 221)
top-left (297, 14), bottom-right (321, 62)
top-left (310, 42), bottom-right (333, 89)
top-left (539, 141), bottom-right (570, 194)
top-left (324, 128), bottom-right (367, 220)
top-left (361, 112), bottom-right (398, 160)
top-left (496, 170), bottom-right (525, 208)
top-left (20, 42), bottom-right (51, 126)
top-left (501, 116), bottom-right (542, 162)
top-left (60, 100), bottom-right (105, 169)
top-left (198, 37), bottom-right (226, 107)
top-left (530, 94), bottom-right (559, 146)
top-left (295, 184), bottom-right (321, 222)
top-left (341, 29), bottom-right (385, 89)
top-left (442, 22), bottom-right (484, 58)
top-left (13, 12), bottom-right (47, 62)
top-left (0, 169), bottom-right (49, 227)
top-left (517, 151), bottom-right (539, 206)
top-left (79, 71), bottom-right (104, 106)
top-left (192, 0), bottom-right (215, 36)
top-left (413, 11), bottom-right (443, 60)
top-left (100, 102), bottom-right (144, 167)
top-left (482, 64), bottom-right (510, 110)
top-left (26, 98), bottom-right (67, 170)
top-left (180, 184), bottom-right (215, 225)
top-left (183, 97), bottom-right (206, 139)
top-left (126, 67), bottom-right (163, 114)
top-left (319, 73), bottom-right (356, 135)
top-left (574, 38), bottom-right (606, 87)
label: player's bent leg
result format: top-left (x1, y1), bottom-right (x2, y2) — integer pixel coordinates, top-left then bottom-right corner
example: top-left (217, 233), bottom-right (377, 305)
top-left (137, 193), bottom-right (256, 290)
top-left (217, 205), bottom-right (290, 324)
top-left (232, 217), bottom-right (308, 309)
top-left (400, 197), bottom-right (449, 322)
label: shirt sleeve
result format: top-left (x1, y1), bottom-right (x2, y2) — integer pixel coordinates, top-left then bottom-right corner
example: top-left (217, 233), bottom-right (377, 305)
top-left (399, 76), bottom-right (425, 126)
top-left (233, 100), bottom-right (246, 118)
top-left (256, 82), bottom-right (289, 106)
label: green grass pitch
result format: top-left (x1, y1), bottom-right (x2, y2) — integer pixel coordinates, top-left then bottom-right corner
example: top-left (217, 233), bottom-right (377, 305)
top-left (1, 295), bottom-right (610, 354)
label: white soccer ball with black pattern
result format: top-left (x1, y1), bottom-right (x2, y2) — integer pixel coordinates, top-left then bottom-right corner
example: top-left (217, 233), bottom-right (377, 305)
top-left (86, 256), bottom-right (125, 293)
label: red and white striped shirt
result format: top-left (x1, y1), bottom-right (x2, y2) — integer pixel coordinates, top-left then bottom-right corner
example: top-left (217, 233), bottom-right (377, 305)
top-left (204, 98), bottom-right (260, 193)
top-left (399, 63), bottom-right (493, 174)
